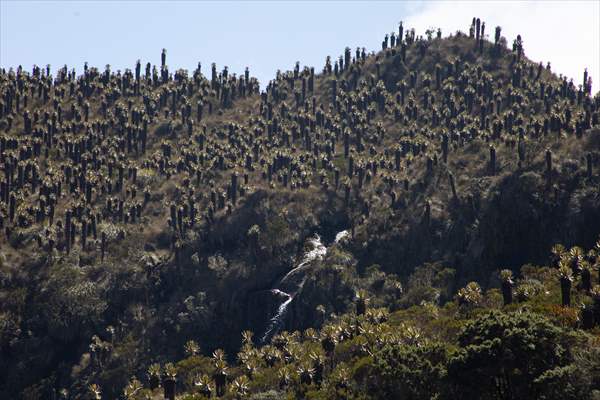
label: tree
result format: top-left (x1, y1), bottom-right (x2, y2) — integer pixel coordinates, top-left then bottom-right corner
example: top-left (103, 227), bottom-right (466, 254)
top-left (581, 262), bottom-right (592, 293)
top-left (163, 363), bottom-right (177, 400)
top-left (229, 375), bottom-right (250, 400)
top-left (500, 269), bottom-right (514, 305)
top-left (447, 310), bottom-right (571, 400)
top-left (123, 377), bottom-right (143, 400)
top-left (559, 263), bottom-right (573, 307)
top-left (88, 384), bottom-right (101, 400)
top-left (568, 246), bottom-right (584, 275)
top-left (320, 325), bottom-right (338, 357)
top-left (494, 26), bottom-right (502, 53)
top-left (184, 340), bottom-right (200, 357)
top-left (355, 289), bottom-right (369, 316)
top-left (425, 28), bottom-right (435, 41)
top-left (297, 362), bottom-right (315, 385)
top-left (147, 363), bottom-right (161, 390)
top-left (212, 350), bottom-right (228, 397)
top-left (309, 352), bottom-right (325, 385)
top-left (372, 341), bottom-right (448, 399)
top-left (456, 281), bottom-right (483, 308)
top-left (550, 244), bottom-right (566, 268)
top-left (194, 374), bottom-right (214, 398)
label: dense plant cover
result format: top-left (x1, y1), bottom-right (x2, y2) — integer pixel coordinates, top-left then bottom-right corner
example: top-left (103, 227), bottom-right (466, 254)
top-left (1, 16), bottom-right (600, 399)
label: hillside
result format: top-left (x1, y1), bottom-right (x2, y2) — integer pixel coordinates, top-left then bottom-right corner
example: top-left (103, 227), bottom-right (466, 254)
top-left (1, 17), bottom-right (600, 399)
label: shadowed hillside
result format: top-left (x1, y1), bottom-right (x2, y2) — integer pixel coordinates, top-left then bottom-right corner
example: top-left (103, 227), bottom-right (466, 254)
top-left (1, 17), bottom-right (600, 399)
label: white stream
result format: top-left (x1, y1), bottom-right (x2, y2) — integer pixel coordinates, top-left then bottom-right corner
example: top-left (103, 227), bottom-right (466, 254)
top-left (261, 231), bottom-right (348, 343)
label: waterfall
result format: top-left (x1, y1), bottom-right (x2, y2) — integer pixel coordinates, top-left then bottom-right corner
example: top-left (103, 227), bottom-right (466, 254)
top-left (260, 231), bottom-right (348, 343)
top-left (277, 234), bottom-right (327, 288)
top-left (261, 291), bottom-right (293, 343)
top-left (334, 230), bottom-right (349, 243)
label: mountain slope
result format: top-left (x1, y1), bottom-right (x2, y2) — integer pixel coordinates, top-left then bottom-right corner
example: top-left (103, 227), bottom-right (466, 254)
top-left (0, 17), bottom-right (599, 399)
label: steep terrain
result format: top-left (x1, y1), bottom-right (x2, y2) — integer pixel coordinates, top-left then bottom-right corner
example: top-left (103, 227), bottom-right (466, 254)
top-left (1, 17), bottom-right (600, 399)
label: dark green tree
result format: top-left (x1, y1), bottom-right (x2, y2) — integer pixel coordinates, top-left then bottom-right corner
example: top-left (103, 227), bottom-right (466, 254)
top-left (372, 341), bottom-right (448, 400)
top-left (447, 310), bottom-right (572, 400)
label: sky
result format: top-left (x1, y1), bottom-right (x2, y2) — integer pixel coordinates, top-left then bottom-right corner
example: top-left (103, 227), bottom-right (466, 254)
top-left (1, 1), bottom-right (598, 93)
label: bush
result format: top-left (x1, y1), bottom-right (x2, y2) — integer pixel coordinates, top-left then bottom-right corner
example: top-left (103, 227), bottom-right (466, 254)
top-left (447, 310), bottom-right (572, 400)
top-left (371, 341), bottom-right (448, 399)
